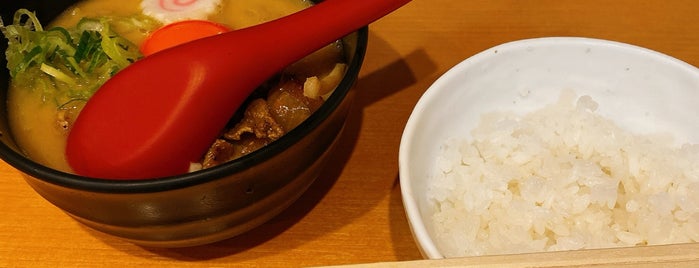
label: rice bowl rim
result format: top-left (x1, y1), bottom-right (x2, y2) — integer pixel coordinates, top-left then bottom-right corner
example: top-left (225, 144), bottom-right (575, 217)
top-left (398, 36), bottom-right (699, 259)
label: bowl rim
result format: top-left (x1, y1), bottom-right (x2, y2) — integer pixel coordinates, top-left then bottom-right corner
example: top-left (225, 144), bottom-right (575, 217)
top-left (398, 36), bottom-right (699, 259)
top-left (0, 27), bottom-right (368, 193)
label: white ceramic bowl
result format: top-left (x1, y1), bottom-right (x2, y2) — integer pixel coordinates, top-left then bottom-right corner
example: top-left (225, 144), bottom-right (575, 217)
top-left (399, 37), bottom-right (699, 258)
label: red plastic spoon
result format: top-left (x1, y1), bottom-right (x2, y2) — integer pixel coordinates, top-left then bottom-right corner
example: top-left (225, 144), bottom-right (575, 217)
top-left (66, 0), bottom-right (411, 179)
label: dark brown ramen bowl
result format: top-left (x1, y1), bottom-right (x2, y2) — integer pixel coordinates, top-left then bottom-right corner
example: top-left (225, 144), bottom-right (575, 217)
top-left (0, 0), bottom-right (366, 247)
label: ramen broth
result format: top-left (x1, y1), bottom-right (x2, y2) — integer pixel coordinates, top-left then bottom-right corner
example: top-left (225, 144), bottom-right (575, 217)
top-left (7, 0), bottom-right (344, 173)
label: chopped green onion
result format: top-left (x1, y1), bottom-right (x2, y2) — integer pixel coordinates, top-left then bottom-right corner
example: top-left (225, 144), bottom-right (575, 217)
top-left (13, 9), bottom-right (43, 31)
top-left (0, 9), bottom-right (160, 107)
top-left (40, 63), bottom-right (75, 85)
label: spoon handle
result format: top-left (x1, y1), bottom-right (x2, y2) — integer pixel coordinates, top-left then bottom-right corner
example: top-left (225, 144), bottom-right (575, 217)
top-left (224, 0), bottom-right (413, 68)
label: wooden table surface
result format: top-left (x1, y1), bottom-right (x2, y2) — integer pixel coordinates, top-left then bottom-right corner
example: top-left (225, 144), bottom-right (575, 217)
top-left (2, 1), bottom-right (699, 267)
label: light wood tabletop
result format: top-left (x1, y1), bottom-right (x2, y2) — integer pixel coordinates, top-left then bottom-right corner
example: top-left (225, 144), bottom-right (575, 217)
top-left (2, 1), bottom-right (699, 267)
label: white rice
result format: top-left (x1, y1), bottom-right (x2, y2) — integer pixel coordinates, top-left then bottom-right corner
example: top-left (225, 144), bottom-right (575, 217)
top-left (428, 91), bottom-right (699, 257)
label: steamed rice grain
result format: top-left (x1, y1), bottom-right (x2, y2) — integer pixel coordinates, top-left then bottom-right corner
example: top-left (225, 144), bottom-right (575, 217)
top-left (428, 91), bottom-right (699, 257)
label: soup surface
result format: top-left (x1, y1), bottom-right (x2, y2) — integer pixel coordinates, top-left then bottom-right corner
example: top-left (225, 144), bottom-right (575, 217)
top-left (4, 0), bottom-right (346, 173)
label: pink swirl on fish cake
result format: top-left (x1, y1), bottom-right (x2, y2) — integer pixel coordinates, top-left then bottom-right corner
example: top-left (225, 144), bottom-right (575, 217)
top-left (141, 0), bottom-right (221, 24)
top-left (159, 0), bottom-right (198, 12)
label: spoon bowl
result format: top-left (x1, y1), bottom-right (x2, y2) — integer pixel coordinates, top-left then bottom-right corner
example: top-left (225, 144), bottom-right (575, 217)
top-left (66, 0), bottom-right (411, 179)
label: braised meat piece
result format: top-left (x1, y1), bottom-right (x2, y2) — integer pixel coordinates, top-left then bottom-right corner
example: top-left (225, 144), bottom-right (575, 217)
top-left (198, 58), bottom-right (347, 169)
top-left (200, 77), bottom-right (320, 168)
top-left (201, 137), bottom-right (270, 168)
top-left (267, 79), bottom-right (323, 132)
top-left (225, 98), bottom-right (285, 141)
